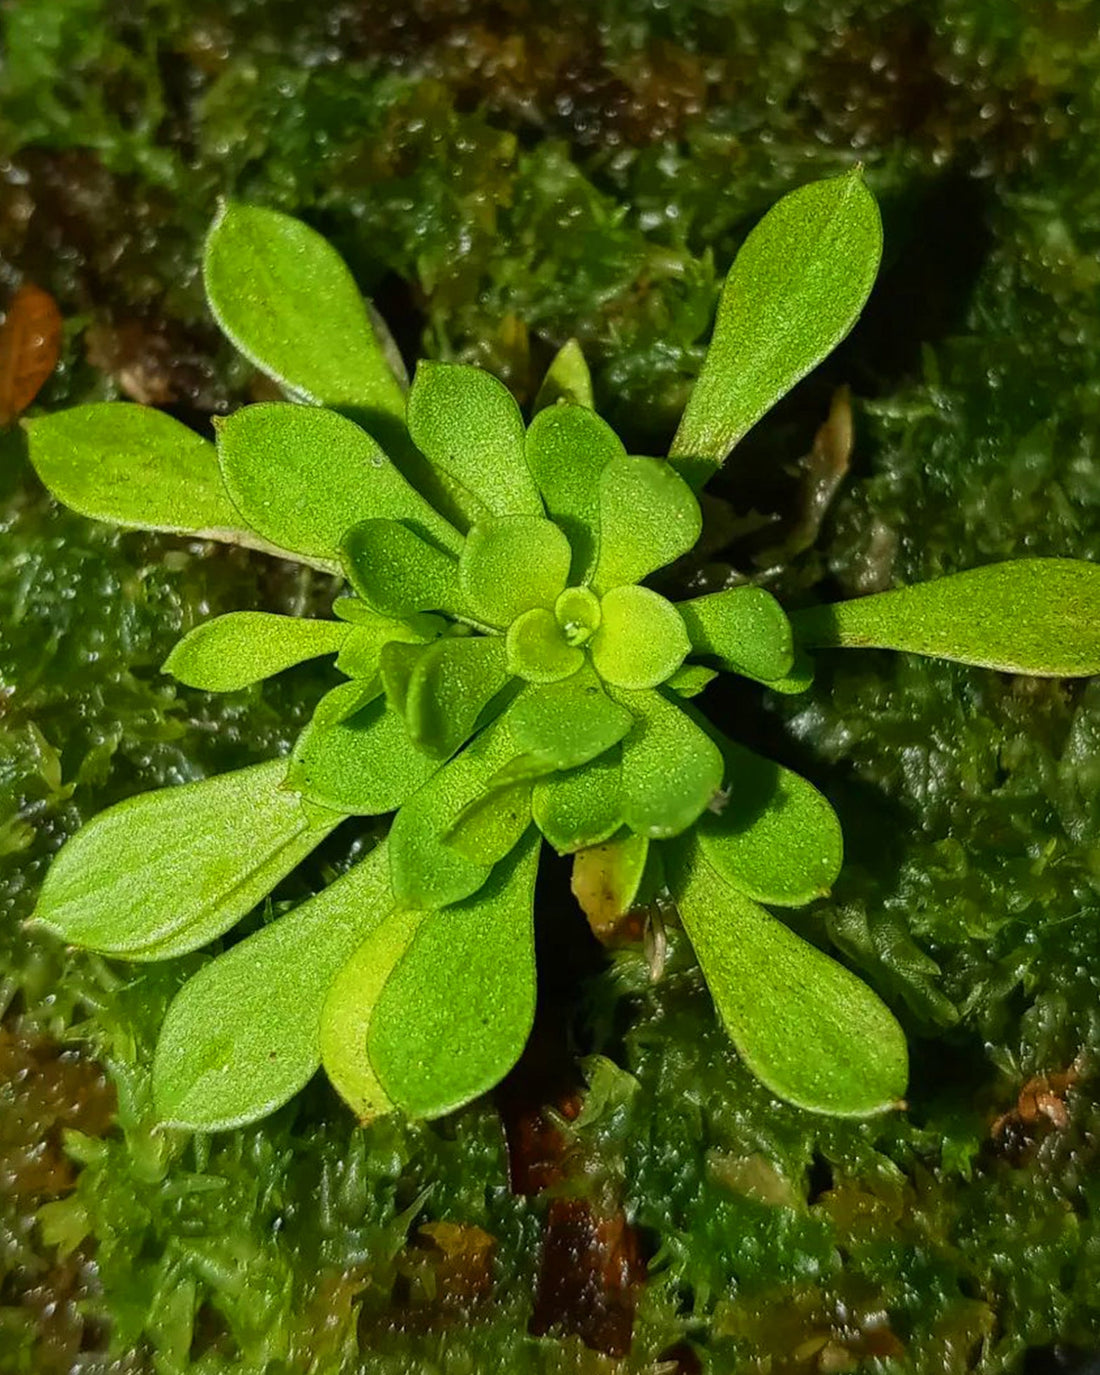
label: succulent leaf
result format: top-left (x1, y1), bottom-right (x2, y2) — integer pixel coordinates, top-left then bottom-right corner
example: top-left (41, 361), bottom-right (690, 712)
top-left (342, 519), bottom-right (465, 618)
top-left (506, 607), bottom-right (586, 683)
top-left (590, 585), bottom-right (690, 689)
top-left (533, 750), bottom-right (624, 854)
top-left (678, 586), bottom-right (794, 681)
top-left (164, 612), bottom-right (349, 692)
top-left (592, 454), bottom-right (702, 591)
top-left (611, 688), bottom-right (724, 838)
top-left (458, 516), bottom-right (572, 627)
top-left (405, 635), bottom-right (510, 758)
top-left (533, 339), bottom-right (594, 413)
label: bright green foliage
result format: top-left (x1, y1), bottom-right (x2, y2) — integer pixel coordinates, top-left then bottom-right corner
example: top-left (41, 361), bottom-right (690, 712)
top-left (26, 179), bottom-right (1100, 1133)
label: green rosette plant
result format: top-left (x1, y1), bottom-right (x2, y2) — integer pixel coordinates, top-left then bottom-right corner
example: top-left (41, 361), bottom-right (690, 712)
top-left (23, 171), bottom-right (1100, 1132)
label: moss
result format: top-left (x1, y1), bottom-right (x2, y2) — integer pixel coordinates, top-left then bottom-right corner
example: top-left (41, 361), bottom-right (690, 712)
top-left (2, 0), bottom-right (1100, 1369)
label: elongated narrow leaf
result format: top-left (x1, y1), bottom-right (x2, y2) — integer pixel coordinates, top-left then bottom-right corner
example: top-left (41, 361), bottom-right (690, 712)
top-left (590, 585), bottom-right (690, 689)
top-left (458, 516), bottom-right (572, 627)
top-left (164, 613), bottom-right (349, 692)
top-left (216, 404), bottom-right (460, 563)
top-left (671, 171), bottom-right (882, 489)
top-left (406, 636), bottom-right (510, 758)
top-left (793, 559), bottom-right (1100, 677)
top-left (611, 688), bottom-right (724, 838)
top-left (342, 519), bottom-right (465, 618)
top-left (592, 455), bottom-right (702, 591)
top-left (204, 202), bottom-right (406, 419)
top-left (533, 749), bottom-right (623, 854)
top-left (153, 841), bottom-right (394, 1131)
top-left (407, 362), bottom-right (542, 517)
top-left (369, 834), bottom-right (540, 1118)
top-left (32, 760), bottom-right (341, 959)
top-left (321, 907), bottom-right (427, 1121)
top-left (524, 404), bottom-right (623, 582)
top-left (533, 339), bottom-right (594, 413)
top-left (388, 714), bottom-right (518, 909)
top-left (678, 586), bottom-right (793, 681)
top-left (671, 839), bottom-right (907, 1116)
top-left (489, 668), bottom-right (633, 784)
top-left (22, 404), bottom-right (308, 561)
top-left (288, 694), bottom-right (441, 814)
top-left (697, 734), bottom-right (842, 906)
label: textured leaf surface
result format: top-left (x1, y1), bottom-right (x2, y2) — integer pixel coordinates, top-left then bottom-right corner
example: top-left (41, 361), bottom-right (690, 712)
top-left (533, 750), bottom-right (623, 854)
top-left (216, 404), bottom-right (459, 562)
top-left (612, 688), bottom-right (724, 838)
top-left (698, 735), bottom-right (843, 905)
top-left (491, 669), bottom-right (633, 782)
top-left (671, 171), bottom-right (882, 488)
top-left (288, 694), bottom-right (441, 814)
top-left (506, 608), bottom-right (585, 683)
top-left (458, 516), bottom-right (572, 627)
top-left (672, 840), bottom-right (908, 1116)
top-left (33, 761), bottom-right (340, 959)
top-left (571, 831), bottom-right (649, 938)
top-left (342, 519), bottom-right (464, 618)
top-left (678, 586), bottom-right (794, 681)
top-left (533, 339), bottom-right (594, 413)
top-left (406, 635), bottom-right (510, 758)
top-left (204, 202), bottom-right (406, 417)
top-left (335, 609), bottom-right (443, 679)
top-left (369, 835), bottom-right (540, 1118)
top-left (407, 362), bottom-right (541, 516)
top-left (793, 559), bottom-right (1100, 676)
top-left (443, 786), bottom-right (533, 865)
top-left (590, 585), bottom-right (690, 689)
top-left (593, 454), bottom-right (701, 590)
top-left (320, 907), bottom-right (426, 1121)
top-left (153, 842), bottom-right (393, 1131)
top-left (164, 613), bottom-right (349, 692)
top-left (524, 404), bottom-right (623, 582)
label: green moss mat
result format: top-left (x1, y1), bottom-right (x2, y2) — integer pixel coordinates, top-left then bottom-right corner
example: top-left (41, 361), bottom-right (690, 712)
top-left (2, 0), bottom-right (1100, 1370)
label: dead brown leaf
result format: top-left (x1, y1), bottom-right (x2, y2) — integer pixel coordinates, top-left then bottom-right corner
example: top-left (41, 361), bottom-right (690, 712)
top-left (0, 283), bottom-right (63, 426)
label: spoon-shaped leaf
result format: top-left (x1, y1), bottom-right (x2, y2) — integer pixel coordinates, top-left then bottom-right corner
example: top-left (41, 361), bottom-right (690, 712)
top-left (32, 760), bottom-right (341, 959)
top-left (490, 668), bottom-right (634, 784)
top-left (671, 839), bottom-right (908, 1116)
top-left (678, 586), bottom-right (794, 682)
top-left (525, 404), bottom-right (624, 583)
top-left (342, 519), bottom-right (465, 618)
top-left (164, 613), bottom-right (349, 692)
top-left (388, 712), bottom-right (519, 909)
top-left (406, 636), bottom-right (510, 759)
top-left (590, 585), bottom-right (690, 690)
top-left (407, 362), bottom-right (542, 517)
top-left (204, 202), bottom-right (407, 420)
top-left (22, 404), bottom-right (314, 564)
top-left (533, 750), bottom-right (623, 854)
top-left (321, 907), bottom-right (427, 1121)
top-left (288, 691), bottom-right (442, 814)
top-left (793, 559), bottom-right (1100, 677)
top-left (697, 734), bottom-right (842, 906)
top-left (458, 517), bottom-right (572, 627)
top-left (336, 610), bottom-right (444, 679)
top-left (670, 171), bottom-right (882, 489)
top-left (506, 608), bottom-right (585, 684)
top-left (216, 403), bottom-right (461, 563)
top-left (369, 834), bottom-right (540, 1118)
top-left (153, 841), bottom-right (394, 1131)
top-left (533, 339), bottom-right (594, 413)
top-left (443, 783), bottom-right (533, 866)
top-left (610, 688), bottom-right (724, 838)
top-left (592, 455), bottom-right (702, 591)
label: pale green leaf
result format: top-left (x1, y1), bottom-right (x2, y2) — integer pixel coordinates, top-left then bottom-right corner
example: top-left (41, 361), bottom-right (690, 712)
top-left (153, 841), bottom-right (393, 1131)
top-left (164, 612), bottom-right (349, 692)
top-left (320, 907), bottom-right (427, 1121)
top-left (677, 586), bottom-right (793, 681)
top-left (379, 641), bottom-right (429, 715)
top-left (793, 558), bottom-right (1100, 677)
top-left (342, 519), bottom-right (464, 618)
top-left (671, 171), bottom-right (882, 489)
top-left (533, 750), bottom-right (623, 854)
top-left (288, 694), bottom-right (441, 814)
top-left (524, 404), bottom-right (624, 583)
top-left (505, 608), bottom-right (585, 684)
top-left (610, 688), bottom-right (724, 838)
top-left (369, 834), bottom-right (540, 1118)
top-left (666, 665), bottom-right (718, 698)
top-left (697, 734), bottom-right (842, 905)
top-left (671, 839), bottom-right (908, 1116)
top-left (489, 668), bottom-right (634, 784)
top-left (388, 714), bottom-right (518, 910)
top-left (407, 362), bottom-right (542, 517)
top-left (590, 585), bottom-right (690, 689)
top-left (311, 677), bottom-right (380, 730)
top-left (22, 404), bottom-right (309, 562)
top-left (443, 786), bottom-right (533, 865)
top-left (335, 610), bottom-right (444, 679)
top-left (458, 517), bottom-right (572, 627)
top-left (406, 636), bottom-right (510, 758)
top-left (32, 760), bottom-right (341, 959)
top-left (592, 454), bottom-right (702, 591)
top-left (554, 587), bottom-right (602, 646)
top-left (216, 403), bottom-right (460, 563)
top-left (204, 202), bottom-right (406, 418)
top-left (533, 339), bottom-right (594, 413)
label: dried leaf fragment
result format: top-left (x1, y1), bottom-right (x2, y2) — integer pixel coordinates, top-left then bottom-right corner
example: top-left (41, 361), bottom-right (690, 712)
top-left (0, 283), bottom-right (63, 426)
